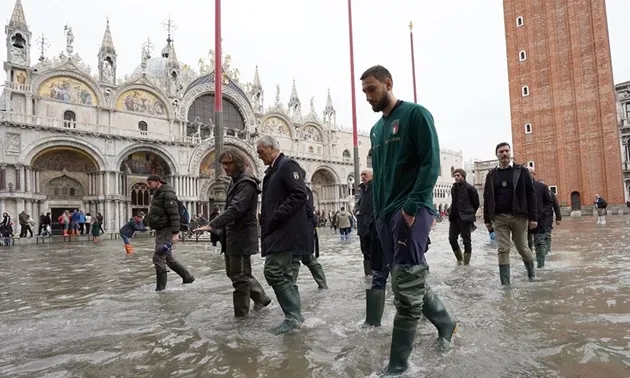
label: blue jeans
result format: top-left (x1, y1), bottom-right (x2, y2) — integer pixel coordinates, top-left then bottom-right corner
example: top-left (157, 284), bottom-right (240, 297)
top-left (121, 234), bottom-right (130, 245)
top-left (371, 265), bottom-right (390, 289)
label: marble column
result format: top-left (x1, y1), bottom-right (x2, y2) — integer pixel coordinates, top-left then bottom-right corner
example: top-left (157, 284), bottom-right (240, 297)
top-left (99, 172), bottom-right (105, 196)
top-left (105, 200), bottom-right (113, 231)
top-left (0, 199), bottom-right (5, 216)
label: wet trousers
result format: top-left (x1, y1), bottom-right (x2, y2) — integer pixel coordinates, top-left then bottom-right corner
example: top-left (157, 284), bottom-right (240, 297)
top-left (264, 250), bottom-right (303, 323)
top-left (152, 228), bottom-right (194, 280)
top-left (492, 214), bottom-right (533, 266)
top-left (448, 218), bottom-right (473, 254)
top-left (291, 254), bottom-right (327, 289)
top-left (225, 254), bottom-right (270, 316)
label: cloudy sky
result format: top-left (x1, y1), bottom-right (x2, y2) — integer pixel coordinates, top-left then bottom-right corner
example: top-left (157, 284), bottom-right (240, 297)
top-left (3, 0), bottom-right (630, 160)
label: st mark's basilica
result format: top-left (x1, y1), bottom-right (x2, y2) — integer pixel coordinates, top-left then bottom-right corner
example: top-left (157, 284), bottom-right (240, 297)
top-left (0, 0), bottom-right (463, 232)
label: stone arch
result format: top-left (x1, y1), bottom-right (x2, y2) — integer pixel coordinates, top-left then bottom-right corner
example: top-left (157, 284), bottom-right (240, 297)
top-left (21, 137), bottom-right (106, 171)
top-left (260, 113), bottom-right (296, 140)
top-left (310, 165), bottom-right (341, 185)
top-left (115, 144), bottom-right (178, 176)
top-left (180, 83), bottom-right (256, 126)
top-left (113, 83), bottom-right (172, 119)
top-left (44, 175), bottom-right (85, 198)
top-left (570, 191), bottom-right (581, 211)
top-left (32, 70), bottom-right (105, 107)
top-left (300, 122), bottom-right (327, 143)
top-left (188, 137), bottom-right (262, 177)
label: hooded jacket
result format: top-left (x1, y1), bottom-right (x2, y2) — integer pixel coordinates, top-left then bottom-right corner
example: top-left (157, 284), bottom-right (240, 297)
top-left (209, 171), bottom-right (261, 256)
top-left (146, 184), bottom-right (180, 234)
top-left (337, 209), bottom-right (352, 229)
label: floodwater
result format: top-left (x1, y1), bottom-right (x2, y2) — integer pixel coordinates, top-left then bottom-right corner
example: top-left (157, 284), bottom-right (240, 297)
top-left (1, 217), bottom-right (630, 378)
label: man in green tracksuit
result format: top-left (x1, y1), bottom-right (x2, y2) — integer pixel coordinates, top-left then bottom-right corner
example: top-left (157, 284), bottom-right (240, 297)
top-left (361, 65), bottom-right (458, 375)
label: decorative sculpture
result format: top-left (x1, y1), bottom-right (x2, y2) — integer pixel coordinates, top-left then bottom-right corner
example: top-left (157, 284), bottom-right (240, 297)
top-left (64, 25), bottom-right (74, 55)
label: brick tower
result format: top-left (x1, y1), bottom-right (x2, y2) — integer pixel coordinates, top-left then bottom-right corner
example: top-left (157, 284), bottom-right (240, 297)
top-left (503, 0), bottom-right (624, 212)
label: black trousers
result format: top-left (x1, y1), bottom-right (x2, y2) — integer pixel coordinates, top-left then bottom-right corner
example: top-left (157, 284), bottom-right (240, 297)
top-left (359, 233), bottom-right (371, 261)
top-left (448, 218), bottom-right (473, 254)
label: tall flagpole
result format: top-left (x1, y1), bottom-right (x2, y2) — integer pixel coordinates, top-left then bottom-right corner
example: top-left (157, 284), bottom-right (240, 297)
top-left (409, 21), bottom-right (417, 103)
top-left (214, 0), bottom-right (224, 179)
top-left (348, 0), bottom-right (361, 200)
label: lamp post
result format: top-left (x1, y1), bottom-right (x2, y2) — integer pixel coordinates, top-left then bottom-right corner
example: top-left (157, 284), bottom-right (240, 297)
top-left (347, 0), bottom-right (361, 201)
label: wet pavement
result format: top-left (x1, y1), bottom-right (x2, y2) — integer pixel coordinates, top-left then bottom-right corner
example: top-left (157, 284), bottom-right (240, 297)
top-left (1, 216), bottom-right (630, 377)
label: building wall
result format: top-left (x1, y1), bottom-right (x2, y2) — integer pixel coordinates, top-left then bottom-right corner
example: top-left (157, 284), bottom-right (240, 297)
top-left (503, 0), bottom-right (624, 210)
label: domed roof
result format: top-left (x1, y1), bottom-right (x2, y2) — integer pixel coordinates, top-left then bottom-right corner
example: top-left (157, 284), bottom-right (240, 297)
top-left (132, 57), bottom-right (183, 80)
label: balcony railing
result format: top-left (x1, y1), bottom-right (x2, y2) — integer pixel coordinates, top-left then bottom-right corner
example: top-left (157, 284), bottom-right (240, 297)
top-left (0, 111), bottom-right (199, 144)
top-left (286, 149), bottom-right (353, 165)
top-left (4, 81), bottom-right (31, 93)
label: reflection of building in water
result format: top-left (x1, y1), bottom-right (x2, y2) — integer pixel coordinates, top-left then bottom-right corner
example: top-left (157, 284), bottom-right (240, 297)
top-left (0, 0), bottom-right (464, 232)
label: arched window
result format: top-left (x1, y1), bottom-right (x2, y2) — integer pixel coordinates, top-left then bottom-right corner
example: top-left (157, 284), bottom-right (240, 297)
top-left (63, 110), bottom-right (76, 128)
top-left (527, 161), bottom-right (535, 168)
top-left (138, 121), bottom-right (148, 136)
top-left (131, 183), bottom-right (151, 206)
top-left (342, 150), bottom-right (351, 159)
top-left (187, 94), bottom-right (246, 138)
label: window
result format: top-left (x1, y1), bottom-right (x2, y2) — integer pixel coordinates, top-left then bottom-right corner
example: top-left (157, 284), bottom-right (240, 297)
top-left (524, 123), bottom-right (532, 134)
top-left (187, 94), bottom-right (246, 138)
top-left (138, 121), bottom-right (148, 136)
top-left (516, 16), bottom-right (524, 27)
top-left (625, 103), bottom-right (630, 120)
top-left (131, 183), bottom-right (151, 206)
top-left (549, 186), bottom-right (557, 194)
top-left (63, 110), bottom-right (76, 128)
top-left (519, 50), bottom-right (527, 61)
top-left (342, 150), bottom-right (351, 159)
top-left (522, 86), bottom-right (529, 97)
top-left (527, 161), bottom-right (535, 168)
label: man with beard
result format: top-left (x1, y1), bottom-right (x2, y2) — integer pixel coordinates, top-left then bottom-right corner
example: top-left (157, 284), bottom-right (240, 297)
top-left (361, 65), bottom-right (458, 375)
top-left (145, 175), bottom-right (195, 291)
top-left (483, 142), bottom-right (537, 285)
top-left (356, 168), bottom-right (375, 276)
top-left (291, 164), bottom-right (328, 290)
top-left (256, 135), bottom-right (309, 334)
top-left (193, 148), bottom-right (272, 317)
top-left (448, 168), bottom-right (480, 266)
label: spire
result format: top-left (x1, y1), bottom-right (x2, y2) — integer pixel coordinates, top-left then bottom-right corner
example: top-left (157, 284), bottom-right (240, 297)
top-left (289, 79), bottom-right (300, 103)
top-left (100, 18), bottom-right (115, 54)
top-left (288, 79), bottom-right (302, 122)
top-left (325, 88), bottom-right (334, 111)
top-left (9, 0), bottom-right (28, 31)
top-left (252, 65), bottom-right (262, 89)
top-left (323, 88), bottom-right (336, 126)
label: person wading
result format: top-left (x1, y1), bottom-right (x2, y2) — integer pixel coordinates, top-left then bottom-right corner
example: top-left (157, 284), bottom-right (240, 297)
top-left (194, 148), bottom-right (272, 317)
top-left (448, 168), bottom-right (480, 266)
top-left (145, 175), bottom-right (195, 291)
top-left (257, 135), bottom-right (309, 334)
top-left (290, 165), bottom-right (328, 290)
top-left (356, 168), bottom-right (375, 276)
top-left (527, 167), bottom-right (554, 268)
top-left (362, 65), bottom-right (458, 375)
top-left (483, 142), bottom-right (537, 285)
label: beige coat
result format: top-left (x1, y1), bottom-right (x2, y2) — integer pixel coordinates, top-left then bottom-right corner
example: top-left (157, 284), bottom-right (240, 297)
top-left (337, 210), bottom-right (352, 229)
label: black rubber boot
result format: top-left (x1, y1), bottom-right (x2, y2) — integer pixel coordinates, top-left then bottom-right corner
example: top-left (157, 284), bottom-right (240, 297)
top-left (363, 260), bottom-right (372, 276)
top-left (384, 317), bottom-right (418, 375)
top-left (307, 262), bottom-right (328, 289)
top-left (422, 288), bottom-right (458, 348)
top-left (524, 260), bottom-right (536, 281)
top-left (499, 264), bottom-right (511, 285)
top-left (364, 289), bottom-right (385, 327)
top-left (463, 252), bottom-right (471, 266)
top-left (155, 271), bottom-right (167, 292)
top-left (453, 249), bottom-right (464, 265)
top-left (250, 277), bottom-right (272, 311)
top-left (232, 282), bottom-right (250, 318)
top-left (169, 261), bottom-right (195, 284)
top-left (271, 286), bottom-right (304, 335)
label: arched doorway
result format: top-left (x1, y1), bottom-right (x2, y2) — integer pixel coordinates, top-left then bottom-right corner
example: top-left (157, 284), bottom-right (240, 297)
top-left (311, 168), bottom-right (339, 211)
top-left (187, 94), bottom-right (246, 139)
top-left (570, 191), bottom-right (581, 211)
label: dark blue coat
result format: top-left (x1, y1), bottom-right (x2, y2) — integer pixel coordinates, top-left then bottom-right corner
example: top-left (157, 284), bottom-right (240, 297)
top-left (260, 153), bottom-right (309, 256)
top-left (305, 186), bottom-right (317, 256)
top-left (119, 219), bottom-right (147, 238)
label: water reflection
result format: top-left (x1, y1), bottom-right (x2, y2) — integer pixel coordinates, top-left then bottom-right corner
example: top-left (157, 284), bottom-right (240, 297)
top-left (1, 216), bottom-right (630, 377)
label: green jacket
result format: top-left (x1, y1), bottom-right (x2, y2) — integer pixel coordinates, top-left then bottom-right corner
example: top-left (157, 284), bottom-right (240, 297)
top-left (370, 101), bottom-right (440, 221)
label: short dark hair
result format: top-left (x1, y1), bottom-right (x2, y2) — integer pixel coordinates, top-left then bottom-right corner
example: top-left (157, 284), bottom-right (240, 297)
top-left (360, 65), bottom-right (393, 84)
top-left (453, 168), bottom-right (466, 178)
top-left (495, 142), bottom-right (511, 154)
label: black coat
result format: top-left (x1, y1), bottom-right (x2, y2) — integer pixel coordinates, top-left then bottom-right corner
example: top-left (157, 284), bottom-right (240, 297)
top-left (210, 171), bottom-right (261, 256)
top-left (146, 184), bottom-right (180, 234)
top-left (305, 186), bottom-right (317, 255)
top-left (551, 191), bottom-right (562, 222)
top-left (483, 163), bottom-right (537, 224)
top-left (260, 153), bottom-right (309, 256)
top-left (356, 181), bottom-right (374, 237)
top-left (532, 180), bottom-right (554, 232)
top-left (449, 180), bottom-right (479, 223)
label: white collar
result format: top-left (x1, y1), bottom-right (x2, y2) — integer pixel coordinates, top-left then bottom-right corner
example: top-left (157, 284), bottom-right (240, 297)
top-left (497, 161), bottom-right (514, 169)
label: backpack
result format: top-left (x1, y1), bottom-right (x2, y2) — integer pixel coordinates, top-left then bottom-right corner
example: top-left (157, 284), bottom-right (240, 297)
top-left (600, 199), bottom-right (608, 209)
top-left (178, 200), bottom-right (190, 231)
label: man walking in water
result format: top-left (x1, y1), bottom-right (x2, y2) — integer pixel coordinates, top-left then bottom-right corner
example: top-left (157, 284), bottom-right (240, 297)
top-left (448, 168), bottom-right (479, 266)
top-left (361, 65), bottom-right (458, 375)
top-left (145, 175), bottom-right (195, 291)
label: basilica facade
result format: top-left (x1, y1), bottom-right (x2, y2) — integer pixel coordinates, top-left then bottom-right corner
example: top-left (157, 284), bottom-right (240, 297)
top-left (0, 0), bottom-right (462, 232)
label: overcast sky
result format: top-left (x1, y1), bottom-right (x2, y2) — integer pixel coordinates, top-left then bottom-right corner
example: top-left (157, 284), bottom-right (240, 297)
top-left (3, 0), bottom-right (630, 161)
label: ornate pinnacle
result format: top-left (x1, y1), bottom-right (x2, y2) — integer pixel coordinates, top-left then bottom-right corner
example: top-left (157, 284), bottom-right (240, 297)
top-left (409, 21), bottom-right (413, 30)
top-left (36, 33), bottom-right (50, 61)
top-left (162, 16), bottom-right (177, 42)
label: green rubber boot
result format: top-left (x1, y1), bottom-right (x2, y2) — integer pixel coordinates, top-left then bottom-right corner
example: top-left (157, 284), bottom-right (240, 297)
top-left (271, 286), bottom-right (304, 335)
top-left (383, 317), bottom-right (418, 375)
top-left (364, 289), bottom-right (385, 327)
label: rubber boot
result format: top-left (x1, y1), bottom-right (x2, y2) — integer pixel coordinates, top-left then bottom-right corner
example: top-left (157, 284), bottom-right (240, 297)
top-left (271, 285), bottom-right (304, 335)
top-left (453, 249), bottom-right (464, 266)
top-left (524, 260), bottom-right (536, 281)
top-left (363, 260), bottom-right (372, 276)
top-left (63, 229), bottom-right (68, 236)
top-left (499, 264), bottom-right (511, 285)
top-left (421, 287), bottom-right (458, 348)
top-left (384, 316), bottom-right (418, 375)
top-left (124, 244), bottom-right (134, 255)
top-left (155, 271), bottom-right (167, 291)
top-left (307, 262), bottom-right (328, 289)
top-left (463, 252), bottom-right (471, 266)
top-left (168, 261), bottom-right (195, 284)
top-left (364, 289), bottom-right (385, 327)
top-left (233, 286), bottom-right (250, 318)
top-left (250, 277), bottom-right (272, 311)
